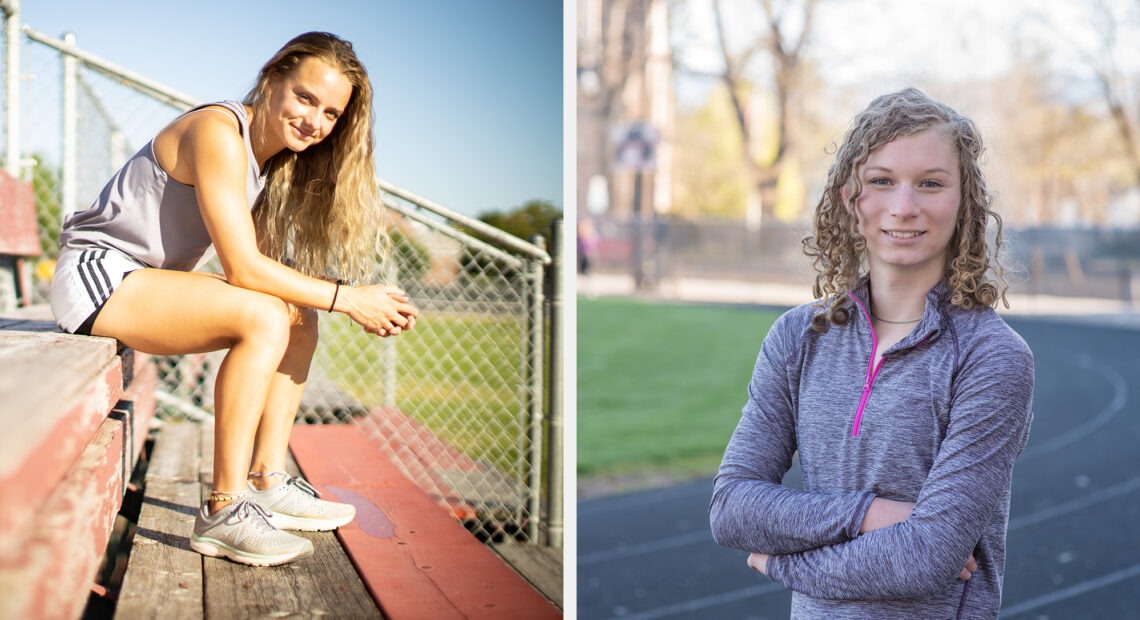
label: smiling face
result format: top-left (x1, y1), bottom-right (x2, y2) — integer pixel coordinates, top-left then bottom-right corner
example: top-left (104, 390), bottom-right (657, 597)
top-left (266, 56), bottom-right (354, 153)
top-left (845, 126), bottom-right (962, 282)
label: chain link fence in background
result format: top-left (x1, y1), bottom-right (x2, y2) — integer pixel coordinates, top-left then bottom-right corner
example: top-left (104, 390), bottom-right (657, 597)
top-left (1, 13), bottom-right (562, 546)
top-left (585, 213), bottom-right (1140, 305)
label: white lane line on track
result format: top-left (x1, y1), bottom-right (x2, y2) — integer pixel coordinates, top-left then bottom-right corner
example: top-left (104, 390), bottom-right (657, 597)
top-left (602, 582), bottom-right (787, 620)
top-left (1020, 355), bottom-right (1129, 461)
top-left (1008, 475), bottom-right (1140, 531)
top-left (580, 530), bottom-right (712, 566)
top-left (1000, 562), bottom-right (1140, 617)
top-left (579, 482), bottom-right (710, 516)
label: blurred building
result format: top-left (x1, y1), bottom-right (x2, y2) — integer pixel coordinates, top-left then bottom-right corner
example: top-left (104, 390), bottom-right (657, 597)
top-left (577, 0), bottom-right (674, 221)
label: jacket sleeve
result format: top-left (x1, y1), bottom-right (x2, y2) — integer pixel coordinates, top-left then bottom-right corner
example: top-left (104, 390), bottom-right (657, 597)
top-left (709, 311), bottom-right (877, 555)
top-left (765, 335), bottom-right (1035, 600)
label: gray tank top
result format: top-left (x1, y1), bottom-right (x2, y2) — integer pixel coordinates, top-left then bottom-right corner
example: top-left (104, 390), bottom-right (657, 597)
top-left (58, 100), bottom-right (264, 271)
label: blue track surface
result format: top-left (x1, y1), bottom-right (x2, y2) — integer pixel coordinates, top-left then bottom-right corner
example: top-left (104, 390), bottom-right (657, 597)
top-left (578, 316), bottom-right (1140, 619)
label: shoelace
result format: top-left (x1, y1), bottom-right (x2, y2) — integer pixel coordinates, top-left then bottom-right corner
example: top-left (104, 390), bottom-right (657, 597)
top-left (250, 471), bottom-right (321, 498)
top-left (231, 499), bottom-right (279, 531)
top-left (287, 476), bottom-right (321, 498)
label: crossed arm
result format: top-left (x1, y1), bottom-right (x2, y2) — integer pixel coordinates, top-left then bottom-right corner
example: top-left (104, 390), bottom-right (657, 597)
top-left (747, 498), bottom-right (978, 582)
top-left (709, 319), bottom-right (1033, 600)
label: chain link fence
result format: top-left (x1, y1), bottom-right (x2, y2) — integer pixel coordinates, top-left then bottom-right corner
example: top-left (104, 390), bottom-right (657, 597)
top-left (585, 212), bottom-right (1140, 304)
top-left (2, 14), bottom-right (561, 545)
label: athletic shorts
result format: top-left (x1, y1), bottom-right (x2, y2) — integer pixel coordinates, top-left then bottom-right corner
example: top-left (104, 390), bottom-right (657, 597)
top-left (51, 248), bottom-right (146, 334)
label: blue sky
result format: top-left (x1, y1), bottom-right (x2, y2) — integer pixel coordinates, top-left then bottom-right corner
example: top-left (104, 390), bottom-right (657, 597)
top-left (18, 0), bottom-right (565, 217)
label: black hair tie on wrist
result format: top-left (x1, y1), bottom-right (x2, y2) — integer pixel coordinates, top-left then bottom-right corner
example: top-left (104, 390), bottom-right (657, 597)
top-left (328, 280), bottom-right (344, 313)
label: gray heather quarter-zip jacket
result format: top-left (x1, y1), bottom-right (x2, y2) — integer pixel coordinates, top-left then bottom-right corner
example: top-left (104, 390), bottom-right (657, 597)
top-left (710, 278), bottom-right (1034, 619)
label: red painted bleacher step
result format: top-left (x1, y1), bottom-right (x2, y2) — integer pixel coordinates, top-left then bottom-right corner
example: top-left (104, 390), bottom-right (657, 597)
top-left (289, 424), bottom-right (561, 620)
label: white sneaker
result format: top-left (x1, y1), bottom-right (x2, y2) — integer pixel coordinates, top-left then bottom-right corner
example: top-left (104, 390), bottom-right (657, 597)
top-left (247, 474), bottom-right (356, 531)
top-left (190, 499), bottom-right (314, 566)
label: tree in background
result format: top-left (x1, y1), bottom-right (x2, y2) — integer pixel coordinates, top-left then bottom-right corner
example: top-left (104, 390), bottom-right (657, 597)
top-left (474, 200), bottom-right (562, 244)
top-left (1072, 0), bottom-right (1139, 188)
top-left (985, 0), bottom-right (1140, 226)
top-left (30, 155), bottom-right (62, 260)
top-left (386, 227), bottom-right (431, 286)
top-left (459, 200), bottom-right (562, 283)
top-left (671, 84), bottom-right (752, 219)
top-left (710, 0), bottom-right (818, 224)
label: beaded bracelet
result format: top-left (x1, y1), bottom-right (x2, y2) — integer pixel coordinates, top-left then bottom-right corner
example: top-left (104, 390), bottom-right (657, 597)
top-left (209, 490), bottom-right (246, 502)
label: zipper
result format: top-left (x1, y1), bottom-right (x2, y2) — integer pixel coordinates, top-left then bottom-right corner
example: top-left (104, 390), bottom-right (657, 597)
top-left (847, 292), bottom-right (882, 437)
top-left (846, 291), bottom-right (937, 436)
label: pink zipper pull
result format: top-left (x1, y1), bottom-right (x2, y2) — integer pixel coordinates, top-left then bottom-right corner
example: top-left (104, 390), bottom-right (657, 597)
top-left (847, 290), bottom-right (879, 437)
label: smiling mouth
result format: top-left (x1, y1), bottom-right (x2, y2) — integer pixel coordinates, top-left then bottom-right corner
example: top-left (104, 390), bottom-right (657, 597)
top-left (884, 230), bottom-right (925, 239)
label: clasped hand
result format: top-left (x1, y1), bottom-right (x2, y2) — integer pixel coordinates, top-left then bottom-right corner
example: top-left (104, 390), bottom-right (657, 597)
top-left (344, 284), bottom-right (420, 337)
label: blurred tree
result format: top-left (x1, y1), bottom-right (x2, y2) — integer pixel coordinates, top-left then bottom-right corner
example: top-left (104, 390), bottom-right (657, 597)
top-left (31, 155), bottom-right (63, 259)
top-left (711, 0), bottom-right (818, 223)
top-left (473, 200), bottom-right (562, 243)
top-left (671, 83), bottom-right (751, 218)
top-left (994, 0), bottom-right (1140, 225)
top-left (458, 200), bottom-right (562, 282)
top-left (1082, 0), bottom-right (1140, 187)
top-left (387, 228), bottom-right (431, 285)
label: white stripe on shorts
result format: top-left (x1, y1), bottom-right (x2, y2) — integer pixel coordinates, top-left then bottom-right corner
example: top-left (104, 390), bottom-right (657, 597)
top-left (51, 248), bottom-right (146, 333)
top-left (78, 250), bottom-right (113, 307)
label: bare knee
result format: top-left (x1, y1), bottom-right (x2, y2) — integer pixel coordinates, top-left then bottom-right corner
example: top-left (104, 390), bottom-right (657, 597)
top-left (288, 304), bottom-right (319, 355)
top-left (235, 293), bottom-right (292, 357)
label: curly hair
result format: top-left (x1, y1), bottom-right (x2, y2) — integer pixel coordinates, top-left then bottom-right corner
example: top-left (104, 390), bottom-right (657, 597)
top-left (801, 87), bottom-right (1007, 331)
top-left (244, 32), bottom-right (386, 284)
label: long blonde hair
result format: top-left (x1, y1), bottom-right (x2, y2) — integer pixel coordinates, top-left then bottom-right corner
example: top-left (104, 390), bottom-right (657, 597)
top-left (245, 32), bottom-right (383, 283)
top-left (802, 87), bottom-right (1007, 330)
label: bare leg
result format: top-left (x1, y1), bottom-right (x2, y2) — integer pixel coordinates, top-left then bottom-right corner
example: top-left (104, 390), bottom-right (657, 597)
top-left (91, 269), bottom-right (292, 514)
top-left (249, 305), bottom-right (319, 490)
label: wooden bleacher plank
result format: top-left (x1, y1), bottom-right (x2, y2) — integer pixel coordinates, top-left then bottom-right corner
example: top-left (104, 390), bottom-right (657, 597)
top-left (0, 408), bottom-right (133, 618)
top-left (150, 421), bottom-right (202, 481)
top-left (0, 169), bottom-right (39, 257)
top-left (289, 424), bottom-right (562, 620)
top-left (202, 537), bottom-right (383, 619)
top-left (199, 418), bottom-right (214, 486)
top-left (0, 331), bottom-right (123, 539)
top-left (115, 422), bottom-right (204, 619)
top-left (492, 543), bottom-right (564, 608)
top-left (117, 419), bottom-right (384, 618)
top-left (122, 352), bottom-right (159, 468)
top-left (198, 421), bottom-right (382, 618)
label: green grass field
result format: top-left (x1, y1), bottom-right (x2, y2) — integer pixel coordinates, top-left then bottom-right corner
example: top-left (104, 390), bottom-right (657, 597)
top-left (577, 297), bottom-right (780, 482)
top-left (320, 311), bottom-right (527, 476)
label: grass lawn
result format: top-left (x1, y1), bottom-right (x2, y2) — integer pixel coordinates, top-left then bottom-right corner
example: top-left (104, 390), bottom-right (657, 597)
top-left (320, 311), bottom-right (527, 477)
top-left (578, 296), bottom-right (781, 483)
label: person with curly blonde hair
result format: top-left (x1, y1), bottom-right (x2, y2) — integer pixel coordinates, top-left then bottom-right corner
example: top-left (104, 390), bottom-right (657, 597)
top-left (711, 88), bottom-right (1034, 618)
top-left (51, 32), bottom-right (417, 566)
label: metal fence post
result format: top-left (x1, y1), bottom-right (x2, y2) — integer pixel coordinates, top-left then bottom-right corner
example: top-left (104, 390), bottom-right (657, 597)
top-left (526, 235), bottom-right (546, 544)
top-left (2, 0), bottom-right (21, 178)
top-left (61, 32), bottom-right (77, 215)
top-left (545, 218), bottom-right (564, 548)
top-left (382, 259), bottom-right (398, 410)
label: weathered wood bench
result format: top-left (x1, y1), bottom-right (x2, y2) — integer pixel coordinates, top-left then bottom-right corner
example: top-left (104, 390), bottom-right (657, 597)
top-left (0, 169), bottom-right (40, 311)
top-left (0, 319), bottom-right (157, 619)
top-left (115, 421), bottom-right (563, 618)
top-left (114, 420), bottom-right (382, 618)
top-left (1, 309), bottom-right (561, 618)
